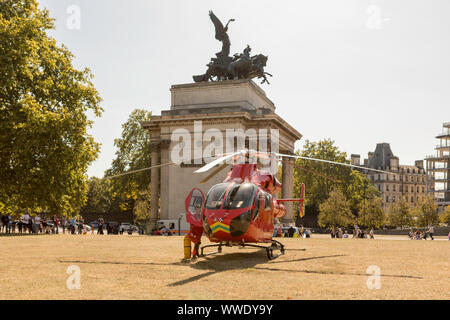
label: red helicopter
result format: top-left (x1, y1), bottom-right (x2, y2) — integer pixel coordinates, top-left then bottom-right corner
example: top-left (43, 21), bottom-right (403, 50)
top-left (184, 150), bottom-right (391, 260)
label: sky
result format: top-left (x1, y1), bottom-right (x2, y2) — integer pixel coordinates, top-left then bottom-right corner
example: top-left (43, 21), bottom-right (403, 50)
top-left (38, 0), bottom-right (450, 177)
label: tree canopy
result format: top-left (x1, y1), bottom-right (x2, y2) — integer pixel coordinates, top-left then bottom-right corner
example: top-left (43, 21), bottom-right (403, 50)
top-left (318, 190), bottom-right (354, 228)
top-left (357, 194), bottom-right (386, 228)
top-left (104, 109), bottom-right (152, 212)
top-left (439, 206), bottom-right (450, 225)
top-left (292, 139), bottom-right (381, 223)
top-left (387, 198), bottom-right (413, 228)
top-left (0, 0), bottom-right (102, 216)
top-left (411, 196), bottom-right (439, 227)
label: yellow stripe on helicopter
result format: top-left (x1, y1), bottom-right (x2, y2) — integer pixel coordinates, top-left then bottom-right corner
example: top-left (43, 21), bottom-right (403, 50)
top-left (210, 221), bottom-right (230, 234)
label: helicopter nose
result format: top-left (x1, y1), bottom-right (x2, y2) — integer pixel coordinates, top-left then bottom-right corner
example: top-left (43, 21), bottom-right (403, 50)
top-left (229, 209), bottom-right (252, 237)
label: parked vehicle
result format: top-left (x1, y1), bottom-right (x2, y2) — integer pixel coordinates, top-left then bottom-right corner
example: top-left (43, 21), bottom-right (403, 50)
top-left (120, 222), bottom-right (138, 233)
top-left (156, 214), bottom-right (190, 236)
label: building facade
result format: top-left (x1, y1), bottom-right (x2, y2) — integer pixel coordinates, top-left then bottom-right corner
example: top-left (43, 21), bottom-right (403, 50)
top-left (351, 143), bottom-right (427, 212)
top-left (425, 122), bottom-right (450, 211)
top-left (141, 80), bottom-right (302, 228)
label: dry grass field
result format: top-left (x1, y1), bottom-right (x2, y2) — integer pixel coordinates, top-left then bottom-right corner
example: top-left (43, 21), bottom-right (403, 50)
top-left (0, 233), bottom-right (448, 300)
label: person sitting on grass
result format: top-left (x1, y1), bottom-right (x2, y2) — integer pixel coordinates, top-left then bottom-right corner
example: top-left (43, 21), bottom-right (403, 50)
top-left (305, 228), bottom-right (311, 238)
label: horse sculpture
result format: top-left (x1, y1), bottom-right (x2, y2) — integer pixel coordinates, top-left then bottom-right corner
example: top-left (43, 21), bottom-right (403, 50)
top-left (193, 11), bottom-right (272, 84)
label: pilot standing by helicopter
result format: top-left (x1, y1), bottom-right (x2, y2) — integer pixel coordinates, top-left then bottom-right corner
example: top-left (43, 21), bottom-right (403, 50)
top-left (187, 205), bottom-right (203, 258)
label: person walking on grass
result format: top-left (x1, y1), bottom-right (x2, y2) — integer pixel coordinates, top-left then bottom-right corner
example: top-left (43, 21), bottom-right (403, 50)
top-left (353, 224), bottom-right (359, 238)
top-left (1, 214), bottom-right (10, 234)
top-left (78, 216), bottom-right (84, 234)
top-left (70, 216), bottom-right (77, 234)
top-left (98, 216), bottom-right (105, 235)
top-left (52, 214), bottom-right (59, 234)
top-left (428, 226), bottom-right (434, 240)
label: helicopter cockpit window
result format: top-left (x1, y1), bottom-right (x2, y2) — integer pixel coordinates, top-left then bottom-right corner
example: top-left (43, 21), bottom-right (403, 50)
top-left (205, 183), bottom-right (228, 210)
top-left (223, 183), bottom-right (257, 210)
top-left (252, 191), bottom-right (261, 221)
top-left (264, 193), bottom-right (272, 210)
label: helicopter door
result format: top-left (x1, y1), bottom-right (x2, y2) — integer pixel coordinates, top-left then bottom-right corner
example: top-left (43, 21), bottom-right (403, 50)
top-left (252, 191), bottom-right (262, 221)
top-left (185, 188), bottom-right (205, 227)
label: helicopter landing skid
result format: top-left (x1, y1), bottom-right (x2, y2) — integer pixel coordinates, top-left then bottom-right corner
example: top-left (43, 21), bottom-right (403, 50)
top-left (200, 243), bottom-right (223, 257)
top-left (240, 239), bottom-right (285, 260)
top-left (199, 240), bottom-right (285, 260)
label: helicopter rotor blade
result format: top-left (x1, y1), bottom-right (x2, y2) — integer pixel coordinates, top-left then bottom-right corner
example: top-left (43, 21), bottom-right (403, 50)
top-left (200, 163), bottom-right (229, 184)
top-left (103, 162), bottom-right (174, 180)
top-left (194, 149), bottom-right (247, 174)
top-left (273, 153), bottom-right (395, 175)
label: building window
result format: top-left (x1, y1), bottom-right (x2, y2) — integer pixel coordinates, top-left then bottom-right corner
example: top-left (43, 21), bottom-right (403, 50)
top-left (393, 185), bottom-right (396, 191)
top-left (411, 196), bottom-right (414, 203)
top-left (386, 185), bottom-right (390, 191)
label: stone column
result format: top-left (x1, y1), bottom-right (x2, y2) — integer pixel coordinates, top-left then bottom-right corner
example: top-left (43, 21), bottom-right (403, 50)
top-left (149, 142), bottom-right (160, 233)
top-left (159, 140), bottom-right (171, 220)
top-left (281, 156), bottom-right (294, 224)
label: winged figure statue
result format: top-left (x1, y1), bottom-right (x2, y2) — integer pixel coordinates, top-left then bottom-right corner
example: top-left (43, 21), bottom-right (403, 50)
top-left (193, 11), bottom-right (272, 84)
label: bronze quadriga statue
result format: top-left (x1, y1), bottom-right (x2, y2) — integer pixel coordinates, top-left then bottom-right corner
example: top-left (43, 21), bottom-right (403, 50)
top-left (193, 11), bottom-right (272, 84)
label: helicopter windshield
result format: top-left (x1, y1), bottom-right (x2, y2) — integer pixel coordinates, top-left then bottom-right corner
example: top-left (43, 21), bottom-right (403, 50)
top-left (205, 183), bottom-right (228, 210)
top-left (223, 183), bottom-right (257, 210)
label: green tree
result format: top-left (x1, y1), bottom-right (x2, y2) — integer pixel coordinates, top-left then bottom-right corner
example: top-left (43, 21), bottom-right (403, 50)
top-left (439, 206), bottom-right (450, 225)
top-left (133, 189), bottom-right (151, 224)
top-left (293, 139), bottom-right (351, 213)
top-left (357, 194), bottom-right (386, 228)
top-left (105, 109), bottom-right (152, 212)
top-left (0, 0), bottom-right (102, 216)
top-left (318, 190), bottom-right (354, 228)
top-left (80, 177), bottom-right (113, 216)
top-left (345, 169), bottom-right (380, 214)
top-left (292, 139), bottom-right (379, 220)
top-left (387, 198), bottom-right (413, 228)
top-left (411, 196), bottom-right (439, 227)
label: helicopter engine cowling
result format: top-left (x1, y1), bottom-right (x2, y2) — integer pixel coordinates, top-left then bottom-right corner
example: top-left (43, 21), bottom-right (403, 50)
top-left (273, 202), bottom-right (286, 218)
top-left (254, 173), bottom-right (282, 195)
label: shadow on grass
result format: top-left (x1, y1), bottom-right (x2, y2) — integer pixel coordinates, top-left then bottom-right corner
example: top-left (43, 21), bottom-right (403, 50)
top-left (59, 250), bottom-right (423, 286)
top-left (0, 233), bottom-right (42, 237)
top-left (252, 266), bottom-right (423, 279)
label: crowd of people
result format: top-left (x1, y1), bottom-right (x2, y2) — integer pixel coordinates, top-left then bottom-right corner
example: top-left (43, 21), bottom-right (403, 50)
top-left (275, 225), bottom-right (312, 238)
top-left (330, 225), bottom-right (375, 239)
top-left (0, 213), bottom-right (145, 236)
top-left (0, 213), bottom-right (88, 235)
top-left (408, 226), bottom-right (435, 240)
